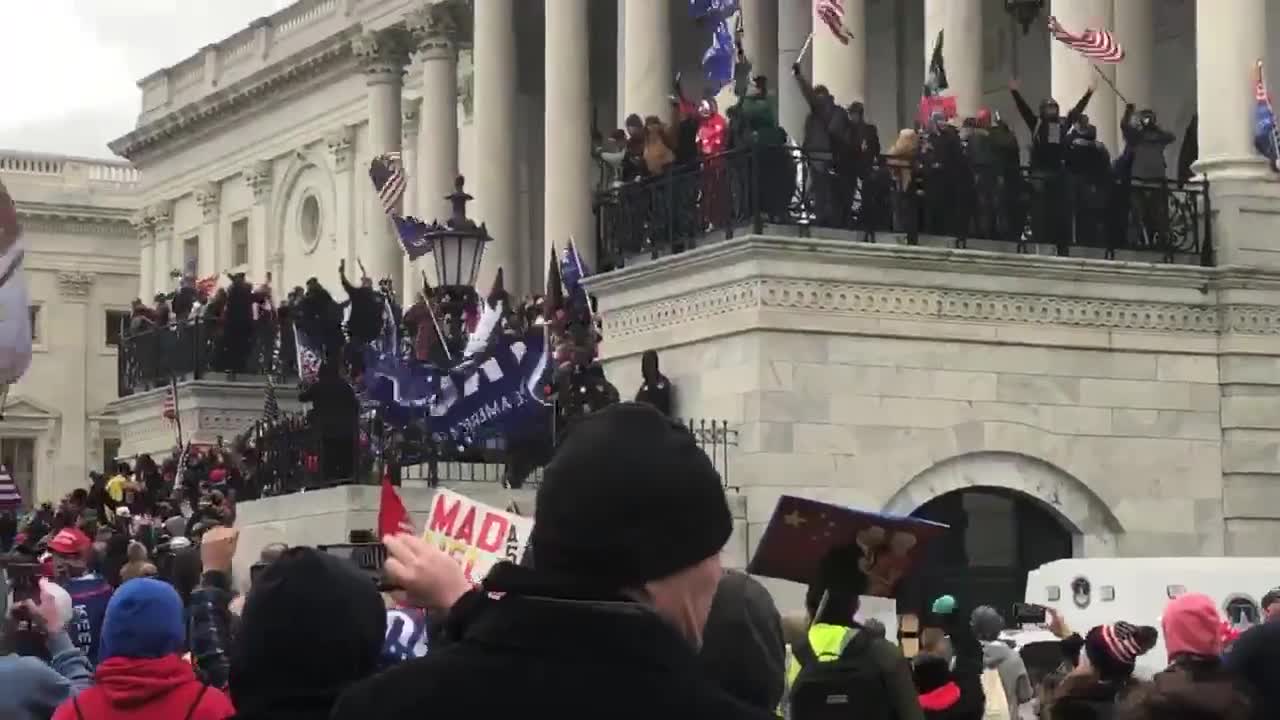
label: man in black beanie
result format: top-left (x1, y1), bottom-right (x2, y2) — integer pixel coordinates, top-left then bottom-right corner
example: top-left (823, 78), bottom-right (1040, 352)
top-left (333, 402), bottom-right (774, 720)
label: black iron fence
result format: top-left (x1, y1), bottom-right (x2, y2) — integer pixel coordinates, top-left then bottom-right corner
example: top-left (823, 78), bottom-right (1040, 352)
top-left (118, 317), bottom-right (292, 396)
top-left (237, 413), bottom-right (739, 498)
top-left (594, 146), bottom-right (1212, 270)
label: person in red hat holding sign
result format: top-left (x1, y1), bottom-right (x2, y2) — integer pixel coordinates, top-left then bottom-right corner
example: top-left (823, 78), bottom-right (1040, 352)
top-left (49, 527), bottom-right (112, 665)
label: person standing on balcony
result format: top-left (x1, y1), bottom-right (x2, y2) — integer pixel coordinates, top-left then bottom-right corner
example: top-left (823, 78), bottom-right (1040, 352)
top-left (1008, 76), bottom-right (1095, 252)
top-left (726, 56), bottom-right (790, 223)
top-left (220, 272), bottom-right (253, 375)
top-left (696, 98), bottom-right (729, 231)
top-left (1117, 105), bottom-right (1176, 251)
top-left (634, 349), bottom-right (672, 417)
top-left (842, 101), bottom-right (881, 229)
top-left (792, 62), bottom-right (851, 226)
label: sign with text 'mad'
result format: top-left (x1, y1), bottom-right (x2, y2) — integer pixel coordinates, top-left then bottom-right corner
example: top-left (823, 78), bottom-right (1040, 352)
top-left (422, 489), bottom-right (533, 583)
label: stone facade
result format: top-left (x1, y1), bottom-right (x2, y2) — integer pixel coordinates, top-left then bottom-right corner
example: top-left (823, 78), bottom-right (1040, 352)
top-left (590, 233), bottom-right (1280, 564)
top-left (0, 151), bottom-right (139, 503)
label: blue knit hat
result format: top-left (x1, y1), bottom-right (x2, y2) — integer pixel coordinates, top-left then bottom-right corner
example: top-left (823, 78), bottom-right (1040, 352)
top-left (100, 578), bottom-right (185, 659)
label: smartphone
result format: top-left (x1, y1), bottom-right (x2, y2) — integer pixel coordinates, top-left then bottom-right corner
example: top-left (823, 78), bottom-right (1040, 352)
top-left (1012, 602), bottom-right (1047, 625)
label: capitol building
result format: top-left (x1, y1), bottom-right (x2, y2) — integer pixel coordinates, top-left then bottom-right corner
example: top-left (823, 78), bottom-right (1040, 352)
top-left (6, 0), bottom-right (1280, 609)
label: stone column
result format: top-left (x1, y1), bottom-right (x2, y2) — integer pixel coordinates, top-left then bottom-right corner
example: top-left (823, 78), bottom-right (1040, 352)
top-left (622, 0), bottom-right (672, 120)
top-left (1050, 0), bottom-right (1116, 153)
top-left (408, 0), bottom-right (464, 292)
top-left (401, 98), bottom-right (422, 303)
top-left (544, 0), bottom-right (594, 268)
top-left (326, 124), bottom-right (357, 282)
top-left (924, 0), bottom-right (983, 119)
top-left (150, 201), bottom-right (174, 292)
top-left (194, 182), bottom-right (220, 277)
top-left (473, 0), bottom-right (518, 293)
top-left (54, 271), bottom-right (92, 502)
top-left (811, 0), bottom-right (867, 104)
top-left (1112, 0), bottom-right (1153, 120)
top-left (777, 0), bottom-right (811, 144)
top-left (133, 214), bottom-right (155, 301)
top-left (354, 28), bottom-right (412, 283)
top-left (1194, 0), bottom-right (1277, 266)
top-left (242, 160), bottom-right (273, 284)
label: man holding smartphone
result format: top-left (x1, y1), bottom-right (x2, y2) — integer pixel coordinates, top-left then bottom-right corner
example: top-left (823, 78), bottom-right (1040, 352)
top-left (0, 578), bottom-right (93, 719)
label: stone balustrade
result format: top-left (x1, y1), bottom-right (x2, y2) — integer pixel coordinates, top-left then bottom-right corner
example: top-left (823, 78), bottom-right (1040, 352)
top-left (0, 151), bottom-right (139, 188)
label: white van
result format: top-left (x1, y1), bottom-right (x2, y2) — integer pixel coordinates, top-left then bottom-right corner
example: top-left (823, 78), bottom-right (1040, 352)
top-left (1023, 557), bottom-right (1280, 677)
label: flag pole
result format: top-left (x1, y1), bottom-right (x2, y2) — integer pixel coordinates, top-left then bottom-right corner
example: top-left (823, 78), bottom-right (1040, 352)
top-left (1090, 64), bottom-right (1130, 105)
top-left (796, 31), bottom-right (814, 66)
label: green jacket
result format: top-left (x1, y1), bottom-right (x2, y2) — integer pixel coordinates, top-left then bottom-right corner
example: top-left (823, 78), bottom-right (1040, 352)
top-left (727, 59), bottom-right (786, 148)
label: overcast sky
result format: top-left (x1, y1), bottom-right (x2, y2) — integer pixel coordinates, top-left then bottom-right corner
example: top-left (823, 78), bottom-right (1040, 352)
top-left (0, 0), bottom-right (292, 159)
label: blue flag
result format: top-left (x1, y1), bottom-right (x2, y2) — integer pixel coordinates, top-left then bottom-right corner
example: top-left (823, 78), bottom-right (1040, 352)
top-left (703, 19), bottom-right (736, 95)
top-left (393, 216), bottom-right (434, 260)
top-left (559, 240), bottom-right (590, 303)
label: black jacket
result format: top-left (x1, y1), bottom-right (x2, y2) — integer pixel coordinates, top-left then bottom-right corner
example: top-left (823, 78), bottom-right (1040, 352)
top-left (332, 563), bottom-right (776, 720)
top-left (1011, 88), bottom-right (1094, 172)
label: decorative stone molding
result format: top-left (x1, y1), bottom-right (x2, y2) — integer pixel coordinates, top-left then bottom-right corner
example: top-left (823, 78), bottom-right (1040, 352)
top-left (600, 278), bottom-right (1280, 340)
top-left (56, 270), bottom-right (94, 300)
top-left (243, 160), bottom-right (273, 205)
top-left (109, 28), bottom-right (361, 161)
top-left (326, 125), bottom-right (356, 173)
top-left (147, 201), bottom-right (174, 238)
top-left (195, 182), bottom-right (221, 223)
top-left (407, 0), bottom-right (467, 56)
top-left (352, 27), bottom-right (412, 79)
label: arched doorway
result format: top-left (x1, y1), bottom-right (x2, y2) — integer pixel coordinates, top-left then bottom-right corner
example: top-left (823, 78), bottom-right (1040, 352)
top-left (899, 487), bottom-right (1074, 619)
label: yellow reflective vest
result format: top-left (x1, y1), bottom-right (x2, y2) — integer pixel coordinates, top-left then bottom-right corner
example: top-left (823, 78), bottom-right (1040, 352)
top-left (780, 623), bottom-right (859, 717)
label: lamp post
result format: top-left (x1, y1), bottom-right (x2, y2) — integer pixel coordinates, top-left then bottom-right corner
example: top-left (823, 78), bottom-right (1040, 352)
top-left (1004, 0), bottom-right (1044, 35)
top-left (422, 175), bottom-right (492, 359)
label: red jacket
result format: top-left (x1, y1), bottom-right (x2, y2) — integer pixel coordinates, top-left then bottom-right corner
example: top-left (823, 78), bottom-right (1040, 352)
top-left (52, 655), bottom-right (234, 720)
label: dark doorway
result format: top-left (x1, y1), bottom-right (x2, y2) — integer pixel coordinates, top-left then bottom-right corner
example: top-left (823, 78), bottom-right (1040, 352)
top-left (897, 487), bottom-right (1073, 622)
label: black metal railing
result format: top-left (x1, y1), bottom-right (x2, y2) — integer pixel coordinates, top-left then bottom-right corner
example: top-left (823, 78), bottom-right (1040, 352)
top-left (237, 413), bottom-right (739, 498)
top-left (118, 316), bottom-right (293, 397)
top-left (594, 146), bottom-right (1213, 270)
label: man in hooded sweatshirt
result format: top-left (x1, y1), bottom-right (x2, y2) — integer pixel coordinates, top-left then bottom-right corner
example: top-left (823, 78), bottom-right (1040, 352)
top-left (52, 578), bottom-right (234, 720)
top-left (333, 401), bottom-right (776, 720)
top-left (971, 605), bottom-right (1033, 714)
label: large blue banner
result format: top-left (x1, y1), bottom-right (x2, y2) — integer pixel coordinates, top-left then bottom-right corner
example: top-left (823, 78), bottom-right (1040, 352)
top-left (362, 330), bottom-right (551, 444)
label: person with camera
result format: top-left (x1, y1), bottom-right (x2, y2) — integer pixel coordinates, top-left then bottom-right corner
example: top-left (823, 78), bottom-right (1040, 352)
top-left (0, 578), bottom-right (93, 719)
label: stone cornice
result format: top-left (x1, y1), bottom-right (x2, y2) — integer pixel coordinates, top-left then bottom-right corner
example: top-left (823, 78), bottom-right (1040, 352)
top-left (587, 237), bottom-right (1280, 345)
top-left (109, 26), bottom-right (363, 162)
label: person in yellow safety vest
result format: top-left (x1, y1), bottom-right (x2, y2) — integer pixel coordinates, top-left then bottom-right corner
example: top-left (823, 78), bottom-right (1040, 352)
top-left (779, 582), bottom-right (923, 720)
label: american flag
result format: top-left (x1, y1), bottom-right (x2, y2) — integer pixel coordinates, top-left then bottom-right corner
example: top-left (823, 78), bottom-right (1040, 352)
top-left (0, 464), bottom-right (21, 511)
top-left (815, 0), bottom-right (853, 44)
top-left (1047, 16), bottom-right (1125, 63)
top-left (294, 325), bottom-right (323, 384)
top-left (370, 153), bottom-right (406, 215)
top-left (263, 325), bottom-right (282, 423)
top-left (162, 376), bottom-right (178, 424)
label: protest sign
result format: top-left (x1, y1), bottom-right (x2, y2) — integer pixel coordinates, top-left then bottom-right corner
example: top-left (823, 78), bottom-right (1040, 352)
top-left (422, 488), bottom-right (533, 583)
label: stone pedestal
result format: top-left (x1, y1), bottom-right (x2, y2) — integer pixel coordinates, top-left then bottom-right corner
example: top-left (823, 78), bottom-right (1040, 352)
top-left (109, 379), bottom-right (304, 458)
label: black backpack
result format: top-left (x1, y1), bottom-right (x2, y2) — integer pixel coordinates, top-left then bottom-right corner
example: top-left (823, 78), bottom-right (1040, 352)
top-left (790, 627), bottom-right (892, 720)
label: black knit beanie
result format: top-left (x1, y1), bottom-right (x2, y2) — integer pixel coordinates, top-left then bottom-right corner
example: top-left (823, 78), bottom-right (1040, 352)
top-left (531, 402), bottom-right (732, 588)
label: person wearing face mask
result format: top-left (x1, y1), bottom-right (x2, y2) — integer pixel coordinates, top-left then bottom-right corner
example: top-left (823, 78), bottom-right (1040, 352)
top-left (793, 62), bottom-right (852, 226)
top-left (1008, 77), bottom-right (1096, 253)
top-left (332, 402), bottom-right (774, 720)
top-left (917, 111), bottom-right (970, 243)
top-left (1065, 114), bottom-right (1111, 247)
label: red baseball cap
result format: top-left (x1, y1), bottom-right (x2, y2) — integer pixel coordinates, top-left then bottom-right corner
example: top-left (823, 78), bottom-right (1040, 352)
top-left (47, 527), bottom-right (92, 555)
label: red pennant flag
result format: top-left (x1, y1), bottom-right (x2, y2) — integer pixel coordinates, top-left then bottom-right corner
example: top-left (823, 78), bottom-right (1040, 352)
top-left (378, 472), bottom-right (416, 539)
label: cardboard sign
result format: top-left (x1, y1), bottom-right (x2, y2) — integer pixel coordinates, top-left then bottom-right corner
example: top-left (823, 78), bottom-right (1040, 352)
top-left (422, 489), bottom-right (533, 583)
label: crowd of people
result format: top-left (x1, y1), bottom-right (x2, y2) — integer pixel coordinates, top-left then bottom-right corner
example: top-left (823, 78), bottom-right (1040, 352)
top-left (597, 53), bottom-right (1197, 262)
top-left (1, 402), bottom-right (1277, 720)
